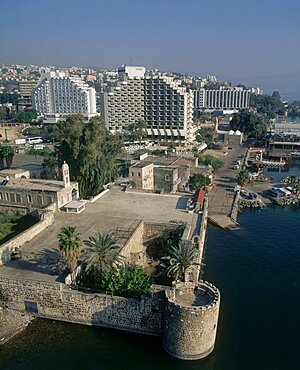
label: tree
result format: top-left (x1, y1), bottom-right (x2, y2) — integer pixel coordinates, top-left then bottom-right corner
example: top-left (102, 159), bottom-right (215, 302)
top-left (0, 146), bottom-right (15, 169)
top-left (41, 155), bottom-right (60, 179)
top-left (230, 110), bottom-right (267, 138)
top-left (127, 119), bottom-right (147, 145)
top-left (189, 174), bottom-right (211, 191)
top-left (81, 232), bottom-right (123, 274)
top-left (57, 115), bottom-right (123, 198)
top-left (198, 154), bottom-right (223, 172)
top-left (237, 169), bottom-right (250, 186)
top-left (16, 109), bottom-right (37, 123)
top-left (57, 226), bottom-right (82, 273)
top-left (196, 127), bottom-right (214, 146)
top-left (160, 242), bottom-right (199, 281)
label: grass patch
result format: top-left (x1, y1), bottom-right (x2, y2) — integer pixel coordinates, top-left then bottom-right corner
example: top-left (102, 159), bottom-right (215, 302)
top-left (28, 147), bottom-right (53, 157)
top-left (0, 213), bottom-right (39, 244)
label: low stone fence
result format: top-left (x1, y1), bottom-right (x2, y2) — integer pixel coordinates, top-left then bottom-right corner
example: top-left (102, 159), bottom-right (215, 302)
top-left (0, 210), bottom-right (54, 266)
top-left (0, 276), bottom-right (166, 336)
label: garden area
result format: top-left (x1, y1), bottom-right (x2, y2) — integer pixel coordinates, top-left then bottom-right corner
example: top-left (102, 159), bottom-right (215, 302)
top-left (57, 222), bottom-right (200, 298)
top-left (0, 213), bottom-right (39, 244)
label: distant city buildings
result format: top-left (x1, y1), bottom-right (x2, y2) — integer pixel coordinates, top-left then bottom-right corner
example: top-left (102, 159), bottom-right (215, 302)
top-left (194, 87), bottom-right (251, 113)
top-left (18, 80), bottom-right (38, 107)
top-left (32, 72), bottom-right (98, 122)
top-left (100, 66), bottom-right (196, 143)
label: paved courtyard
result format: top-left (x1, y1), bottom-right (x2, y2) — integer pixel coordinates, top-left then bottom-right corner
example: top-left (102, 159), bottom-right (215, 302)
top-left (0, 187), bottom-right (193, 282)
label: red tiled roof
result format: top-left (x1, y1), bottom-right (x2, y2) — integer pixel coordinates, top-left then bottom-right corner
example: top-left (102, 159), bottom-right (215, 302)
top-left (193, 188), bottom-right (205, 207)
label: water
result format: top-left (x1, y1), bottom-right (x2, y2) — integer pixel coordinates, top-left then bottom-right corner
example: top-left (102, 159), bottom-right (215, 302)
top-left (1, 209), bottom-right (300, 370)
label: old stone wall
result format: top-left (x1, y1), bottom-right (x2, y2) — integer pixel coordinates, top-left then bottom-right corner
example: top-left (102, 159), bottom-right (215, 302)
top-left (0, 276), bottom-right (166, 336)
top-left (120, 221), bottom-right (145, 265)
top-left (0, 204), bottom-right (29, 215)
top-left (143, 221), bottom-right (180, 242)
top-left (0, 210), bottom-right (54, 266)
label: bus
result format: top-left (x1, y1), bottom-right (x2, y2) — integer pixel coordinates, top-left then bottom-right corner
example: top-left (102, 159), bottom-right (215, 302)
top-left (26, 137), bottom-right (43, 145)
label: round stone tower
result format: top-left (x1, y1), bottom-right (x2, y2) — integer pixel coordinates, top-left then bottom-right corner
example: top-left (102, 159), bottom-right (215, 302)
top-left (162, 281), bottom-right (220, 360)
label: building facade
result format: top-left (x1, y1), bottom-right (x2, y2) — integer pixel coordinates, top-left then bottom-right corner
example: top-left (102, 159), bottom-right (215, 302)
top-left (32, 72), bottom-right (97, 121)
top-left (100, 67), bottom-right (196, 142)
top-left (99, 78), bottom-right (145, 131)
top-left (144, 76), bottom-right (195, 142)
top-left (194, 87), bottom-right (250, 112)
top-left (0, 163), bottom-right (80, 213)
top-left (18, 80), bottom-right (38, 107)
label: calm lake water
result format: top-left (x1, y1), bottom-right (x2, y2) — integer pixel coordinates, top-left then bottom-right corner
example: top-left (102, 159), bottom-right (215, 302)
top-left (1, 209), bottom-right (300, 370)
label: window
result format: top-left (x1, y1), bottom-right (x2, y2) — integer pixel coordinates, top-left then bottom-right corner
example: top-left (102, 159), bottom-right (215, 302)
top-left (138, 172), bottom-right (141, 177)
top-left (131, 172), bottom-right (134, 177)
top-left (27, 194), bottom-right (32, 203)
top-left (10, 193), bottom-right (15, 202)
top-left (5, 193), bottom-right (9, 201)
top-left (37, 195), bottom-right (43, 205)
top-left (16, 193), bottom-right (21, 202)
top-left (25, 301), bottom-right (38, 313)
top-left (0, 192), bottom-right (2, 200)
top-left (165, 174), bottom-right (170, 181)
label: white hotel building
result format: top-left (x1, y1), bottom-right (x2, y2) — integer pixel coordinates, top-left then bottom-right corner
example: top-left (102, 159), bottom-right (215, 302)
top-left (32, 72), bottom-right (97, 122)
top-left (100, 66), bottom-right (196, 143)
top-left (194, 86), bottom-right (251, 113)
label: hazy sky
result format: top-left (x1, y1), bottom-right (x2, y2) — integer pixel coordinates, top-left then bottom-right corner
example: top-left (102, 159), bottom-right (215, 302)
top-left (1, 0), bottom-right (300, 98)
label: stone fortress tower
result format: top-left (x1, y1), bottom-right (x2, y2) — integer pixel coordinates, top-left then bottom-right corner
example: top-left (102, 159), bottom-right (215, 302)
top-left (162, 202), bottom-right (221, 360)
top-left (162, 280), bottom-right (220, 360)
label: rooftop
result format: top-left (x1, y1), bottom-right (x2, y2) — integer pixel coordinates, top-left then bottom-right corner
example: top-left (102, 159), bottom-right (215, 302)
top-left (0, 187), bottom-right (193, 282)
top-left (0, 177), bottom-right (73, 192)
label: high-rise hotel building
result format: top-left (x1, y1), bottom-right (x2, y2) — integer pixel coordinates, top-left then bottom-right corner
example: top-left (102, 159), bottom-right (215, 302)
top-left (194, 87), bottom-right (250, 112)
top-left (100, 66), bottom-right (195, 142)
top-left (32, 71), bottom-right (97, 121)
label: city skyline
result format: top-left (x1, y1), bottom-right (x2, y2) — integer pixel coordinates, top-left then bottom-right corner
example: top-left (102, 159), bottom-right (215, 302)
top-left (1, 0), bottom-right (300, 99)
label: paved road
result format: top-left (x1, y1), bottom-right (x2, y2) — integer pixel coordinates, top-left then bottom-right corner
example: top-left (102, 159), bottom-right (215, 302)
top-left (208, 145), bottom-right (248, 216)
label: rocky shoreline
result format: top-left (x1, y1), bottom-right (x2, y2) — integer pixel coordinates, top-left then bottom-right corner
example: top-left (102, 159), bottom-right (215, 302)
top-left (0, 307), bottom-right (32, 345)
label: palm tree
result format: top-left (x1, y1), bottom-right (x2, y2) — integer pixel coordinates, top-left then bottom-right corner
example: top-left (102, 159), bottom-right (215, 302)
top-left (82, 232), bottom-right (123, 274)
top-left (57, 226), bottom-right (82, 273)
top-left (160, 242), bottom-right (199, 281)
top-left (237, 169), bottom-right (250, 186)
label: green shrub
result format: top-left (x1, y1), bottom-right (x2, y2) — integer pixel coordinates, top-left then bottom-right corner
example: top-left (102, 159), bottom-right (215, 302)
top-left (77, 264), bottom-right (152, 298)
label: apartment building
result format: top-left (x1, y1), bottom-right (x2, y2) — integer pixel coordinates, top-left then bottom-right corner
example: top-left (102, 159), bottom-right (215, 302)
top-left (18, 80), bottom-right (38, 107)
top-left (100, 67), bottom-right (196, 142)
top-left (99, 78), bottom-right (145, 131)
top-left (144, 75), bottom-right (195, 142)
top-left (32, 71), bottom-right (97, 121)
top-left (194, 87), bottom-right (250, 112)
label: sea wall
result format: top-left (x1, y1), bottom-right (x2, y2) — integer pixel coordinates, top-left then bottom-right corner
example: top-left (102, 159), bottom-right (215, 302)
top-left (0, 276), bottom-right (166, 336)
top-left (0, 210), bottom-right (54, 266)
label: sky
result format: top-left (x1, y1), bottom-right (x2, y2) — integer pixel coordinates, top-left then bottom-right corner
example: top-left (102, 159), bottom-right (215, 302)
top-left (1, 0), bottom-right (300, 99)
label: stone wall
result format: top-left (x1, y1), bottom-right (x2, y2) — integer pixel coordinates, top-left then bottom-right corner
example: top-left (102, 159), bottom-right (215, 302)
top-left (120, 221), bottom-right (145, 265)
top-left (0, 210), bottom-right (54, 266)
top-left (0, 204), bottom-right (29, 215)
top-left (0, 276), bottom-right (166, 336)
